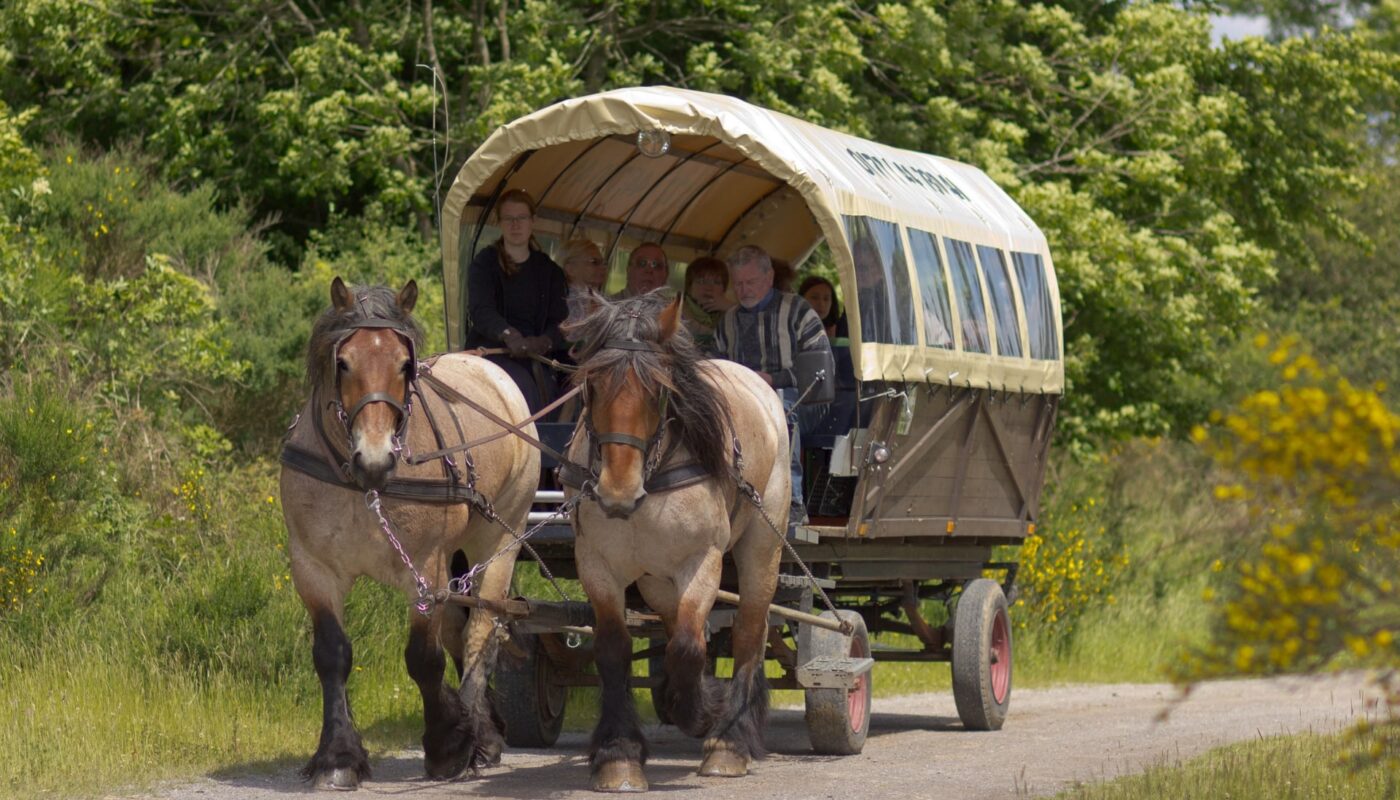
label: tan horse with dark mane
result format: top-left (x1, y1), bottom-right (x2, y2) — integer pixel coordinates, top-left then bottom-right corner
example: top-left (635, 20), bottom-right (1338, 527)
top-left (562, 291), bottom-right (789, 792)
top-left (280, 278), bottom-right (538, 789)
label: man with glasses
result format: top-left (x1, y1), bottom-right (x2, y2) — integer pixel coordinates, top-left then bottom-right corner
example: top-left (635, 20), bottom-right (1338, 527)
top-left (713, 245), bottom-right (831, 526)
top-left (613, 242), bottom-right (670, 298)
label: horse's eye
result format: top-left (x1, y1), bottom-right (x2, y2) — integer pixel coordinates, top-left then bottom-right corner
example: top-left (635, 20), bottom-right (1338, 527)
top-left (337, 358), bottom-right (349, 372)
top-left (401, 360), bottom-right (412, 376)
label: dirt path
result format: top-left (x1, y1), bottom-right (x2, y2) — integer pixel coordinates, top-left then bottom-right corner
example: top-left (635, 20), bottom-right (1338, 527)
top-left (128, 675), bottom-right (1376, 800)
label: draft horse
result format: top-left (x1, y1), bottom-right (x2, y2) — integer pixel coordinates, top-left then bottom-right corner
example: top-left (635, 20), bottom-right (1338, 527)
top-left (280, 278), bottom-right (539, 789)
top-left (562, 291), bottom-right (790, 792)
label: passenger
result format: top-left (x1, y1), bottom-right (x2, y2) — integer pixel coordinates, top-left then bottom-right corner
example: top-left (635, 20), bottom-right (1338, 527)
top-left (462, 188), bottom-right (569, 413)
top-left (798, 275), bottom-right (848, 339)
top-left (613, 243), bottom-right (670, 298)
top-left (681, 256), bottom-right (732, 349)
top-left (712, 245), bottom-right (832, 526)
top-left (561, 236), bottom-right (607, 293)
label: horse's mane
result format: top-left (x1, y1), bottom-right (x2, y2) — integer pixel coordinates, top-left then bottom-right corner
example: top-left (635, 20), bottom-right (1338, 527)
top-left (306, 284), bottom-right (424, 391)
top-left (564, 291), bottom-right (732, 481)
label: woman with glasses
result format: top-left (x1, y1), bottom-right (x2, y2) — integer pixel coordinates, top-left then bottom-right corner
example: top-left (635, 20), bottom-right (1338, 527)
top-left (681, 256), bottom-right (733, 349)
top-left (463, 188), bottom-right (569, 413)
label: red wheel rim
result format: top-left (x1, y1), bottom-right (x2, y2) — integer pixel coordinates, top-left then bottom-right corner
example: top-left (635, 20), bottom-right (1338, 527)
top-left (990, 607), bottom-right (1011, 704)
top-left (847, 634), bottom-right (869, 733)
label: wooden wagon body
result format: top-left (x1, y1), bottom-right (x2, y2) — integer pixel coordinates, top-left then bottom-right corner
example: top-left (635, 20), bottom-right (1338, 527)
top-left (439, 87), bottom-right (1062, 748)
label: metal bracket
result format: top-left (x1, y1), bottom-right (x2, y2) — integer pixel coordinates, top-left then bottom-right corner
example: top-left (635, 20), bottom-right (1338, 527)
top-left (797, 656), bottom-right (875, 689)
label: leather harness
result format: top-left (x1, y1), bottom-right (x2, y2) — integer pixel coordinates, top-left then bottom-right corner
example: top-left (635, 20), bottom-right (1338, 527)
top-left (281, 315), bottom-right (720, 506)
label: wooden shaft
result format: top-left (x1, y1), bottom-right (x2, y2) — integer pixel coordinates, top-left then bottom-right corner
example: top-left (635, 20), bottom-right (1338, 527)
top-left (714, 589), bottom-right (849, 633)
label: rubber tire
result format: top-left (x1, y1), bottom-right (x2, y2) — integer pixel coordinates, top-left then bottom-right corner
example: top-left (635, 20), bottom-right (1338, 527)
top-left (496, 631), bottom-right (566, 747)
top-left (951, 578), bottom-right (1012, 731)
top-left (647, 637), bottom-right (674, 726)
top-left (803, 609), bottom-right (872, 755)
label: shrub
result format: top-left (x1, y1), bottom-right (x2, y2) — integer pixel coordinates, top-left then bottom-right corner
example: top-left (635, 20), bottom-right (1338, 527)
top-left (1182, 335), bottom-right (1400, 775)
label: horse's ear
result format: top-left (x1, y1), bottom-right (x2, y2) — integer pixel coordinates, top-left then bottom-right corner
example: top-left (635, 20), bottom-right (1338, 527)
top-left (658, 293), bottom-right (683, 343)
top-left (397, 279), bottom-right (418, 314)
top-left (331, 277), bottom-right (353, 311)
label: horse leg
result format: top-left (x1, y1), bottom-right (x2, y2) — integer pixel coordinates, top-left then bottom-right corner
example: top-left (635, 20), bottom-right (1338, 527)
top-left (659, 549), bottom-right (727, 741)
top-left (453, 531), bottom-right (517, 770)
top-left (406, 603), bottom-right (474, 780)
top-left (299, 594), bottom-right (371, 789)
top-left (700, 531), bottom-right (781, 778)
top-left (581, 571), bottom-right (649, 792)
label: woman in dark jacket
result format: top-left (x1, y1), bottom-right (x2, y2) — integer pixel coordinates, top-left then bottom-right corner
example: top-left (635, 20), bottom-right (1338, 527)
top-left (463, 188), bottom-right (568, 412)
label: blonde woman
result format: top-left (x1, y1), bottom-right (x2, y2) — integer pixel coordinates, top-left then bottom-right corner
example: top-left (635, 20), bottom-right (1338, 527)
top-left (562, 237), bottom-right (608, 292)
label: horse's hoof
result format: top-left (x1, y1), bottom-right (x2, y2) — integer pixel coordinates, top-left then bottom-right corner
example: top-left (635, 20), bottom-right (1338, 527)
top-left (425, 756), bottom-right (472, 782)
top-left (593, 760), bottom-right (649, 792)
top-left (314, 767), bottom-right (362, 791)
top-left (698, 745), bottom-right (749, 777)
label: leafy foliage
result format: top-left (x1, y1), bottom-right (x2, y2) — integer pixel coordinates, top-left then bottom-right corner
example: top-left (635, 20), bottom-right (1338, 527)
top-left (3, 2), bottom-right (1396, 438)
top-left (1183, 337), bottom-right (1400, 774)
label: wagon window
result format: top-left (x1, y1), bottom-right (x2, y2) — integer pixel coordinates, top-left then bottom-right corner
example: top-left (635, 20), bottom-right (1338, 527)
top-left (906, 229), bottom-right (954, 349)
top-left (977, 245), bottom-right (1023, 358)
top-left (945, 239), bottom-right (990, 354)
top-left (843, 215), bottom-right (917, 346)
top-left (1012, 252), bottom-right (1059, 360)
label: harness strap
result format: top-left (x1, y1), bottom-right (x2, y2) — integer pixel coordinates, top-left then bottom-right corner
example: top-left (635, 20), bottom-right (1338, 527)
top-left (777, 292), bottom-right (795, 370)
top-left (595, 431), bottom-right (649, 451)
top-left (419, 371), bottom-right (581, 468)
top-left (403, 384), bottom-right (582, 464)
top-left (557, 459), bottom-right (710, 494)
top-left (280, 442), bottom-right (490, 507)
top-left (347, 391), bottom-right (405, 428)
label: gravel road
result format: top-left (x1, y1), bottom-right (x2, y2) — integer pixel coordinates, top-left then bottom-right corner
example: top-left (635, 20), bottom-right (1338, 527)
top-left (125, 674), bottom-right (1376, 800)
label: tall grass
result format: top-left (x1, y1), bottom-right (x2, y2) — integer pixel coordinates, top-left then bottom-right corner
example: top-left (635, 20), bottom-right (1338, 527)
top-left (1049, 732), bottom-right (1390, 799)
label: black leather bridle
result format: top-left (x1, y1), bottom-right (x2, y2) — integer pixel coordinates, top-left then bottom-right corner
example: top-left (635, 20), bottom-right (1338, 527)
top-left (328, 318), bottom-right (418, 446)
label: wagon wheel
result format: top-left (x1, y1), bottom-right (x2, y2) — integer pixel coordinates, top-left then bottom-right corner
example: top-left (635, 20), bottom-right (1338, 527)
top-left (496, 631), bottom-right (567, 747)
top-left (951, 578), bottom-right (1012, 731)
top-left (803, 609), bottom-right (871, 755)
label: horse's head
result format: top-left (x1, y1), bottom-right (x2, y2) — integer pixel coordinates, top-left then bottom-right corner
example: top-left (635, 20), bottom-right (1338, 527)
top-left (310, 277), bottom-right (422, 492)
top-left (568, 292), bottom-right (684, 518)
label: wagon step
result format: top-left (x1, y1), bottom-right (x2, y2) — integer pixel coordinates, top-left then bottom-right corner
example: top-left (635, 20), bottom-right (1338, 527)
top-left (797, 656), bottom-right (875, 690)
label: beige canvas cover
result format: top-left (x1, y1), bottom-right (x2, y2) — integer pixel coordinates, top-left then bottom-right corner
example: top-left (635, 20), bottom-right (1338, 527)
top-left (440, 87), bottom-right (1064, 394)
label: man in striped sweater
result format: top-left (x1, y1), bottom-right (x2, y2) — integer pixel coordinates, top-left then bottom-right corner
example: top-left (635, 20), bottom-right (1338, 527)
top-left (712, 245), bottom-right (831, 525)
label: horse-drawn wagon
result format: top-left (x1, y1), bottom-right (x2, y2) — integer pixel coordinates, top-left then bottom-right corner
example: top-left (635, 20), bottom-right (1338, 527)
top-left (437, 87), bottom-right (1064, 759)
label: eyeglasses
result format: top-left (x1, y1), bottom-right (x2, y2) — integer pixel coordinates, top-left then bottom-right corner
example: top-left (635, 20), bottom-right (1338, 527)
top-left (570, 256), bottom-right (603, 266)
top-left (500, 214), bottom-right (532, 225)
top-left (693, 275), bottom-right (725, 287)
top-left (633, 259), bottom-right (666, 271)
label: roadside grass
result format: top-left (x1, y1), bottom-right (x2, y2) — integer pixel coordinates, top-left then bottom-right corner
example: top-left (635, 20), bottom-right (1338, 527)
top-left (0, 437), bottom-right (1241, 799)
top-left (1047, 731), bottom-right (1389, 799)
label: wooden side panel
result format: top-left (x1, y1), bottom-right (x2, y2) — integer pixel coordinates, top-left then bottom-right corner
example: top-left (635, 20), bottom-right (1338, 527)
top-left (845, 385), bottom-right (1057, 543)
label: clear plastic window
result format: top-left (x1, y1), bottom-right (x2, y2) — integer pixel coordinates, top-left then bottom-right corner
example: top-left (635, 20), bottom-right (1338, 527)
top-left (977, 245), bottom-right (1023, 358)
top-left (945, 239), bottom-right (990, 354)
top-left (906, 229), bottom-right (955, 349)
top-left (844, 215), bottom-right (917, 345)
top-left (1013, 251), bottom-right (1059, 360)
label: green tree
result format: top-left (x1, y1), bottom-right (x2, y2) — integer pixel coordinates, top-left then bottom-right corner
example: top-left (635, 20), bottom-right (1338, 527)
top-left (3, 1), bottom-right (1394, 441)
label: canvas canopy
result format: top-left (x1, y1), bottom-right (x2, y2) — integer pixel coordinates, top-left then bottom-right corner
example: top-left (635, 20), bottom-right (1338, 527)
top-left (441, 86), bottom-right (1063, 394)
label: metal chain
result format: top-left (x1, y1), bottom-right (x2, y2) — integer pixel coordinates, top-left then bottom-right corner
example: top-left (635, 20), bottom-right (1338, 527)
top-left (449, 489), bottom-right (587, 603)
top-left (733, 473), bottom-right (850, 635)
top-left (365, 489), bottom-right (436, 616)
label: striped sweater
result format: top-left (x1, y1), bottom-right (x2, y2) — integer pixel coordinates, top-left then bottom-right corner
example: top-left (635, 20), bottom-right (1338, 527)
top-left (711, 290), bottom-right (829, 389)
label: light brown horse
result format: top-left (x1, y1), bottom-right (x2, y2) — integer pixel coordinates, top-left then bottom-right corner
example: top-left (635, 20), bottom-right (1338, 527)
top-left (562, 291), bottom-right (789, 792)
top-left (280, 278), bottom-right (538, 789)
